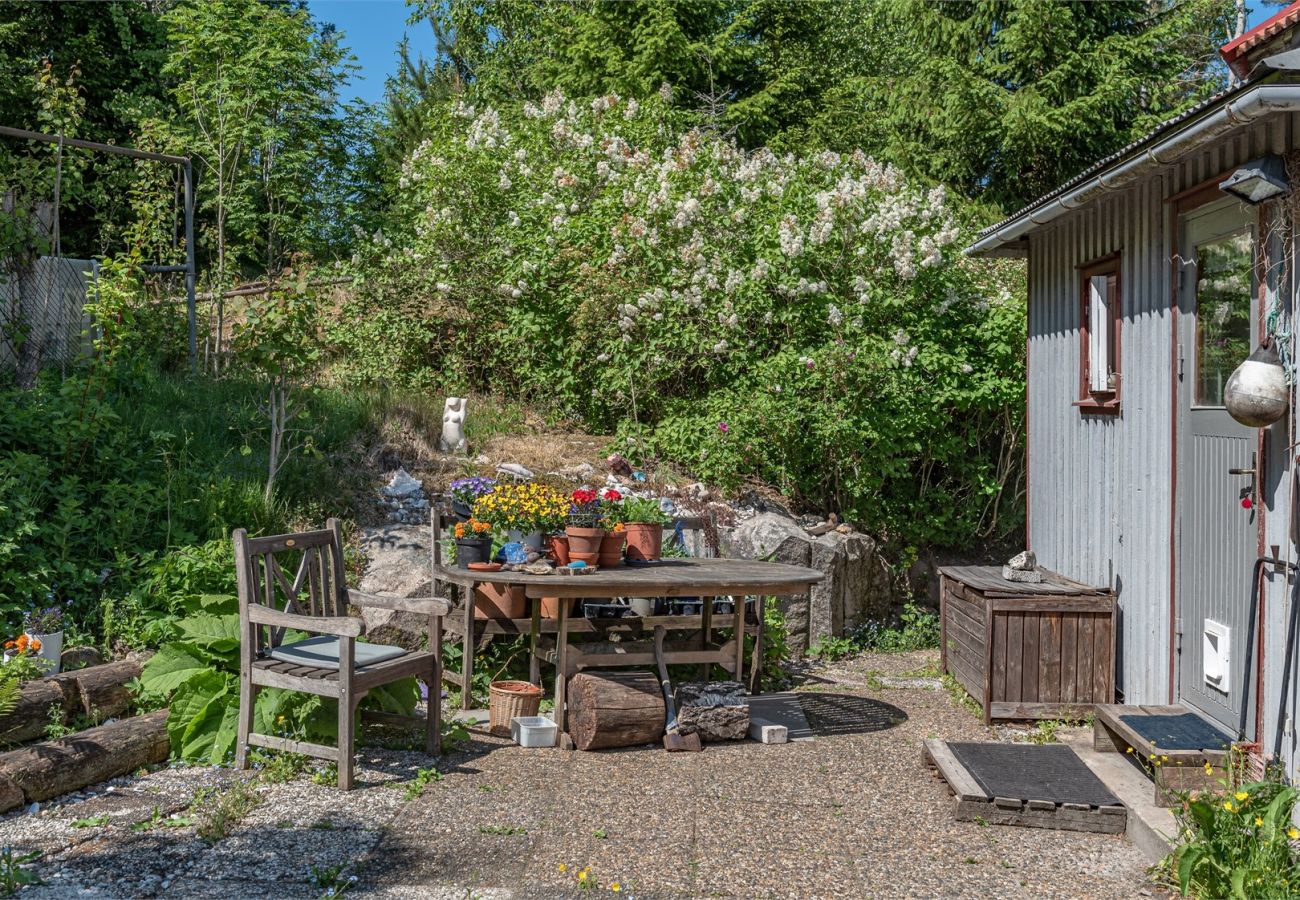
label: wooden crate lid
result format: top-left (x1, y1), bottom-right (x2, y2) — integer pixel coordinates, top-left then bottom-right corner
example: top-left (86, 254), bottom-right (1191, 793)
top-left (938, 565), bottom-right (1111, 598)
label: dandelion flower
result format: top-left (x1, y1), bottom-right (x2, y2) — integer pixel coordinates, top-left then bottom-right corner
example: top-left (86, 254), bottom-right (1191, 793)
top-left (558, 864), bottom-right (568, 873)
top-left (1204, 762), bottom-right (1213, 775)
top-left (1235, 791), bottom-right (1248, 802)
top-left (1224, 800), bottom-right (1235, 812)
top-left (1255, 817), bottom-right (1264, 826)
top-left (578, 870), bottom-right (589, 882)
top-left (610, 884), bottom-right (621, 893)
top-left (1288, 827), bottom-right (1299, 840)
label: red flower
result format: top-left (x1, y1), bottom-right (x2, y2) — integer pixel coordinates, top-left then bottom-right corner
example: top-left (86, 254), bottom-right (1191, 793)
top-left (602, 489), bottom-right (623, 502)
top-left (571, 489), bottom-right (597, 504)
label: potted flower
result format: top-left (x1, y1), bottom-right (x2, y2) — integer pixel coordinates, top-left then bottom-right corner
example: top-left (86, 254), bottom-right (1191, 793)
top-left (565, 489), bottom-right (604, 565)
top-left (598, 489), bottom-right (627, 567)
top-left (453, 517), bottom-right (495, 568)
top-left (621, 496), bottom-right (671, 562)
top-left (22, 602), bottom-right (64, 674)
top-left (449, 476), bottom-right (497, 520)
top-left (3, 633), bottom-right (42, 666)
top-left (472, 482), bottom-right (568, 550)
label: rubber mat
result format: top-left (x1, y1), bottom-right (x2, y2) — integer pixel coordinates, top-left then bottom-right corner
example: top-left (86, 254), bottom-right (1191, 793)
top-left (1118, 713), bottom-right (1232, 751)
top-left (947, 742), bottom-right (1122, 807)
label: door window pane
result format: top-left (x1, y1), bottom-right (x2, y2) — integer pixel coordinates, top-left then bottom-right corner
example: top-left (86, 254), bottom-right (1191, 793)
top-left (1195, 230), bottom-right (1253, 406)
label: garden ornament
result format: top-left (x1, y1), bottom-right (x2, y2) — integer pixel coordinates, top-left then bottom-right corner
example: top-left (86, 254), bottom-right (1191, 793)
top-left (1225, 337), bottom-right (1289, 427)
top-left (439, 397), bottom-right (468, 454)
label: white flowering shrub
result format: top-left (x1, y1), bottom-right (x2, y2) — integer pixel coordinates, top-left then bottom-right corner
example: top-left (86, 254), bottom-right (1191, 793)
top-left (345, 90), bottom-right (1025, 545)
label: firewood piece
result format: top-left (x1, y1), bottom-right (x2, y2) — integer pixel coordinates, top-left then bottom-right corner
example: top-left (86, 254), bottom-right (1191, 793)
top-left (0, 676), bottom-right (78, 745)
top-left (568, 671), bottom-right (665, 751)
top-left (0, 709), bottom-right (169, 803)
top-left (74, 657), bottom-right (148, 719)
top-left (675, 680), bottom-right (749, 742)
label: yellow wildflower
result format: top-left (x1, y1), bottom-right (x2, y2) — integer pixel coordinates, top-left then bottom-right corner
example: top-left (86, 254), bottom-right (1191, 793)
top-left (1126, 747), bottom-right (1134, 754)
top-left (1255, 817), bottom-right (1264, 827)
top-left (558, 864), bottom-right (567, 873)
top-left (578, 870), bottom-right (589, 882)
top-left (1235, 791), bottom-right (1248, 802)
top-left (1204, 762), bottom-right (1213, 775)
top-left (610, 884), bottom-right (621, 893)
top-left (1224, 800), bottom-right (1235, 812)
top-left (1288, 827), bottom-right (1299, 840)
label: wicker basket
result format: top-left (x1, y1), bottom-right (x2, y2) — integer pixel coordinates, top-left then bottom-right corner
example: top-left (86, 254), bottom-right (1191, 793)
top-left (488, 680), bottom-right (543, 736)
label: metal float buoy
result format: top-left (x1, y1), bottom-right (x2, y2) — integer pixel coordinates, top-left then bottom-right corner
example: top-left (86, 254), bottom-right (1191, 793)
top-left (1224, 337), bottom-right (1289, 427)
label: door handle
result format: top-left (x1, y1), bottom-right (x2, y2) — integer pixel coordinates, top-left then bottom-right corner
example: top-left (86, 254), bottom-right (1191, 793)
top-left (1228, 467), bottom-right (1256, 475)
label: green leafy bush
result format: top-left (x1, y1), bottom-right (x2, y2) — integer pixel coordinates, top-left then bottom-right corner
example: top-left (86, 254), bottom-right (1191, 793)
top-left (1169, 778), bottom-right (1300, 898)
top-left (855, 603), bottom-right (940, 653)
top-left (348, 89), bottom-right (1025, 549)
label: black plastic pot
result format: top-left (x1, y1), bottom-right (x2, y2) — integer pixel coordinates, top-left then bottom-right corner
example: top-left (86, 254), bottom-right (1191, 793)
top-left (455, 537), bottom-right (493, 569)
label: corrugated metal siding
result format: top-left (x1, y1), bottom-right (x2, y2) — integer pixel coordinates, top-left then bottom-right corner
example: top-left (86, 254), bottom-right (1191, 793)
top-left (1026, 114), bottom-right (1296, 770)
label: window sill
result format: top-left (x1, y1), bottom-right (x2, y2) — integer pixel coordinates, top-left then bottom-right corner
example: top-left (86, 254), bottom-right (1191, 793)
top-left (1074, 396), bottom-right (1121, 415)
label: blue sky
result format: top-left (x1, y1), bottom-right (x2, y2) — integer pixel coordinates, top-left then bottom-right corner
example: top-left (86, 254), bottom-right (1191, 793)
top-left (309, 0), bottom-right (416, 106)
top-left (312, 0), bottom-right (1283, 108)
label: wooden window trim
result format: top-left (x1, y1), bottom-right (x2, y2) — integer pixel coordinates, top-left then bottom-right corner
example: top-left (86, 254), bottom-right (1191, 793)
top-left (1075, 253), bottom-right (1122, 414)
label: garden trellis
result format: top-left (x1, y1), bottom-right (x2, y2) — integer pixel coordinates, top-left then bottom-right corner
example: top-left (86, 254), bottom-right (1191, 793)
top-left (0, 124), bottom-right (197, 379)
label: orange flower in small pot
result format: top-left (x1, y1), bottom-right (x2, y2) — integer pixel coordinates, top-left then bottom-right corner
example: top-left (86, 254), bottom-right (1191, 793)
top-left (453, 517), bottom-right (495, 569)
top-left (620, 496), bottom-right (671, 562)
top-left (564, 489), bottom-right (604, 565)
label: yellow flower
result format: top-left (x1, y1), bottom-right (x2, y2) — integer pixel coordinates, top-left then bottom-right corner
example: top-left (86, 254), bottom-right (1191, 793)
top-left (610, 884), bottom-right (621, 893)
top-left (578, 870), bottom-right (589, 882)
top-left (1204, 762), bottom-right (1213, 775)
top-left (1288, 827), bottom-right (1299, 840)
top-left (1126, 747), bottom-right (1134, 754)
top-left (1255, 817), bottom-right (1264, 827)
top-left (1160, 755), bottom-right (1169, 762)
top-left (558, 864), bottom-right (567, 873)
top-left (1235, 791), bottom-right (1248, 802)
top-left (1224, 800), bottom-right (1235, 812)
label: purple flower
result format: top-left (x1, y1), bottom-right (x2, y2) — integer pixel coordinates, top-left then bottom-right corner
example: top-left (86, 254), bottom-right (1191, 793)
top-left (717, 422), bottom-right (729, 434)
top-left (805, 359), bottom-right (815, 371)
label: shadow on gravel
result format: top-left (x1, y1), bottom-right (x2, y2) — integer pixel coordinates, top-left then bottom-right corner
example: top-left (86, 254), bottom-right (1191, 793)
top-left (797, 693), bottom-right (908, 737)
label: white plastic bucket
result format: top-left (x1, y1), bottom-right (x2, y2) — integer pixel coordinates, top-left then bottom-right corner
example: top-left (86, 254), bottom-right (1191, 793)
top-left (510, 715), bottom-right (558, 748)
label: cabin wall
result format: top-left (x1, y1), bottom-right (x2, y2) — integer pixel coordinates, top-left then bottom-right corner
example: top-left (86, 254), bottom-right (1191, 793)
top-left (1026, 114), bottom-right (1299, 780)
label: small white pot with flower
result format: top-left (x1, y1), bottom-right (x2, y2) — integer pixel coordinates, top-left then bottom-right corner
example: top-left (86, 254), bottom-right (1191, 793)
top-left (23, 603), bottom-right (65, 675)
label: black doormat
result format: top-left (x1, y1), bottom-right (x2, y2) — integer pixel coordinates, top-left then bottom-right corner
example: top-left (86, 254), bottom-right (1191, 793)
top-left (1118, 712), bottom-right (1233, 752)
top-left (947, 742), bottom-right (1121, 808)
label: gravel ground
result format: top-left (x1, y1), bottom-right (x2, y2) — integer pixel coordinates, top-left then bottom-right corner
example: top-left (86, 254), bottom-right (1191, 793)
top-left (0, 649), bottom-right (1160, 899)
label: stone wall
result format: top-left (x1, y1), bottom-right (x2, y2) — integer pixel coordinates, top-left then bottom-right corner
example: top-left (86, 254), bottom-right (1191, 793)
top-left (721, 512), bottom-right (895, 655)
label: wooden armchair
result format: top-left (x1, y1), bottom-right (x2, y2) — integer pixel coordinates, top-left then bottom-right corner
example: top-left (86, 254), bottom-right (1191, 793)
top-left (232, 518), bottom-right (450, 790)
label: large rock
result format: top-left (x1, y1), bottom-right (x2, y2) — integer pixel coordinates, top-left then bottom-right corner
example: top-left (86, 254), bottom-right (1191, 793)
top-left (355, 525), bottom-right (436, 650)
top-left (721, 512), bottom-right (893, 654)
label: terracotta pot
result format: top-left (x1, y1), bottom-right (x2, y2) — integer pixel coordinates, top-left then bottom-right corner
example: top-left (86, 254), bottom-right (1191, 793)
top-left (455, 537), bottom-right (493, 569)
top-left (548, 533), bottom-right (571, 566)
top-left (474, 583), bottom-right (526, 619)
top-left (540, 596), bottom-right (573, 618)
top-left (598, 531), bottom-right (625, 568)
top-left (624, 523), bottom-right (663, 562)
top-left (566, 526), bottom-right (603, 565)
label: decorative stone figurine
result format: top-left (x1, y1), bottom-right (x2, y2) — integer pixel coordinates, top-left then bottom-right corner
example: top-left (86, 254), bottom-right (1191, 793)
top-left (440, 397), bottom-right (467, 454)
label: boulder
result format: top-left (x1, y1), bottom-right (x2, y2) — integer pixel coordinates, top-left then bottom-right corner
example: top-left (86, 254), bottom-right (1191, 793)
top-left (721, 511), bottom-right (893, 655)
top-left (355, 525), bottom-right (436, 650)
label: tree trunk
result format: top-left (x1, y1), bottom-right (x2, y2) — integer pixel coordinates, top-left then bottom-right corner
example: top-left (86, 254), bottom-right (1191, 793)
top-left (0, 656), bottom-right (151, 744)
top-left (568, 671), bottom-right (665, 751)
top-left (0, 709), bottom-right (169, 808)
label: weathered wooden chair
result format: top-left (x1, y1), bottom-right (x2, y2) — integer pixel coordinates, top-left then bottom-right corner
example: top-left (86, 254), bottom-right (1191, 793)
top-left (233, 518), bottom-right (449, 789)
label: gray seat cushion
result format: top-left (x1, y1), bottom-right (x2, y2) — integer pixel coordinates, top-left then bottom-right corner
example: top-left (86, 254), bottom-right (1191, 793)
top-left (269, 636), bottom-right (407, 671)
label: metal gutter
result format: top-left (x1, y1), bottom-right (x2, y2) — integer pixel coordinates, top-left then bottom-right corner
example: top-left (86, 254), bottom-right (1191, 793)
top-left (965, 82), bottom-right (1300, 257)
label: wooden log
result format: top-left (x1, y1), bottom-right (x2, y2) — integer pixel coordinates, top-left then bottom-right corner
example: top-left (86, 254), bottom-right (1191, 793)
top-left (0, 709), bottom-right (169, 803)
top-left (675, 680), bottom-right (749, 742)
top-left (568, 671), bottom-right (665, 751)
top-left (0, 676), bottom-right (77, 745)
top-left (74, 657), bottom-right (147, 719)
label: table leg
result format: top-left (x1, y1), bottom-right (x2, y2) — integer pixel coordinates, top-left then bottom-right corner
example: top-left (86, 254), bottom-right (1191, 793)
top-left (529, 594), bottom-right (542, 684)
top-left (733, 595), bottom-right (744, 681)
top-left (461, 582), bottom-right (475, 710)
top-left (554, 597), bottom-right (570, 737)
top-left (700, 595), bottom-right (713, 680)
top-left (749, 595), bottom-right (766, 694)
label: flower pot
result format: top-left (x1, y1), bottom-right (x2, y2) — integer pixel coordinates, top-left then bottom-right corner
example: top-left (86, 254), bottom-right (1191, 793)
top-left (624, 523), bottom-right (664, 562)
top-left (474, 583), bottom-right (526, 619)
top-left (598, 531), bottom-right (625, 568)
top-left (455, 537), bottom-right (493, 569)
top-left (540, 596), bottom-right (573, 618)
top-left (507, 529), bottom-right (546, 551)
top-left (548, 533), bottom-right (571, 566)
top-left (28, 630), bottom-right (62, 674)
top-left (452, 499), bottom-right (474, 521)
top-left (566, 526), bottom-right (604, 565)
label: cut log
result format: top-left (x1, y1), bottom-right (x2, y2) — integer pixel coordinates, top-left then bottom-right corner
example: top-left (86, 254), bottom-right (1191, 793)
top-left (74, 657), bottom-right (147, 719)
top-left (675, 680), bottom-right (749, 742)
top-left (568, 671), bottom-right (665, 751)
top-left (0, 709), bottom-right (169, 804)
top-left (0, 676), bottom-right (77, 745)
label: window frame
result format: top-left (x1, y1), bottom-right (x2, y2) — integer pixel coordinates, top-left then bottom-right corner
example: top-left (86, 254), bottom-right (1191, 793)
top-left (1075, 252), bottom-right (1122, 414)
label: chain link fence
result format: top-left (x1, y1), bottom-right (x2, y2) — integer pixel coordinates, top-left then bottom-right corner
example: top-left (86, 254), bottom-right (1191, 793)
top-left (1, 249), bottom-right (96, 385)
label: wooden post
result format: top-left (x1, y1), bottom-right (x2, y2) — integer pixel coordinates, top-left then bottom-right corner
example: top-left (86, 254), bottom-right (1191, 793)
top-left (337, 636), bottom-right (355, 790)
top-left (555, 594), bottom-right (570, 736)
top-left (233, 528), bottom-right (256, 771)
top-left (749, 595), bottom-right (766, 694)
top-left (732, 595), bottom-right (745, 679)
top-left (461, 581), bottom-right (475, 710)
top-left (529, 594), bottom-right (542, 685)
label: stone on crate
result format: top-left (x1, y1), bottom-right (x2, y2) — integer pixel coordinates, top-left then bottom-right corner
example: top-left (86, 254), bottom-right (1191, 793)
top-left (439, 397), bottom-right (468, 454)
top-left (675, 681), bottom-right (750, 742)
top-left (1007, 550), bottom-right (1037, 571)
top-left (1001, 565), bottom-right (1043, 583)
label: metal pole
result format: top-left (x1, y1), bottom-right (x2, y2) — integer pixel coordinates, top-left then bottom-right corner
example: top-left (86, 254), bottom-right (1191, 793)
top-left (0, 124), bottom-right (189, 165)
top-left (183, 160), bottom-right (197, 371)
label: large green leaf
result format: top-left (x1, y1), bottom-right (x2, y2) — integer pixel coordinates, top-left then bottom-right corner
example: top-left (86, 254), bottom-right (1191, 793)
top-left (196, 593), bottom-right (238, 614)
top-left (364, 677), bottom-right (419, 716)
top-left (139, 642), bottom-right (210, 695)
top-left (168, 670), bottom-right (237, 763)
top-left (1176, 846), bottom-right (1203, 896)
top-left (176, 613), bottom-right (241, 654)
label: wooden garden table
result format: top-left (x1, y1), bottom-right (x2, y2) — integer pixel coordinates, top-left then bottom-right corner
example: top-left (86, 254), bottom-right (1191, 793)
top-left (433, 557), bottom-right (822, 741)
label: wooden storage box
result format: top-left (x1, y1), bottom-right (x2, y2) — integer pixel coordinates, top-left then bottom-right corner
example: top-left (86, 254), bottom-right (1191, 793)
top-left (939, 566), bottom-right (1115, 724)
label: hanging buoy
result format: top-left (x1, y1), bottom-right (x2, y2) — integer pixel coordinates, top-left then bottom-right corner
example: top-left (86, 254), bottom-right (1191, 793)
top-left (1225, 337), bottom-right (1289, 427)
